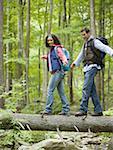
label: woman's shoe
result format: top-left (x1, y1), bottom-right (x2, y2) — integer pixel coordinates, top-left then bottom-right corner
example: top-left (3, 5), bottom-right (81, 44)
top-left (75, 111), bottom-right (87, 116)
top-left (40, 111), bottom-right (52, 115)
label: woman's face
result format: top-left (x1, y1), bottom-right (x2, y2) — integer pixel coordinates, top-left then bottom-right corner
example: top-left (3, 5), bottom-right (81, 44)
top-left (47, 37), bottom-right (54, 47)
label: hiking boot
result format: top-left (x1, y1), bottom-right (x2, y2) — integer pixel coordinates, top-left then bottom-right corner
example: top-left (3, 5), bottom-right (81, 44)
top-left (40, 111), bottom-right (52, 115)
top-left (91, 112), bottom-right (103, 116)
top-left (75, 111), bottom-right (87, 117)
top-left (58, 111), bottom-right (70, 116)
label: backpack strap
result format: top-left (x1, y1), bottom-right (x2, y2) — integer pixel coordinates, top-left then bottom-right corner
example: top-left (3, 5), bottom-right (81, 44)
top-left (54, 46), bottom-right (64, 71)
top-left (88, 38), bottom-right (105, 67)
top-left (83, 38), bottom-right (95, 57)
top-left (88, 38), bottom-right (100, 58)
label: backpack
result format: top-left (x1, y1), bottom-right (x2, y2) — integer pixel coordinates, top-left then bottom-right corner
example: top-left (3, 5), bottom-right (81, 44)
top-left (90, 37), bottom-right (108, 68)
top-left (54, 46), bottom-right (70, 71)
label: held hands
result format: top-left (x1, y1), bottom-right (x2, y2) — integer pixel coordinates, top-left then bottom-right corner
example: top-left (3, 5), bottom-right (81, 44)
top-left (62, 61), bottom-right (75, 70)
top-left (62, 61), bottom-right (67, 66)
top-left (70, 62), bottom-right (75, 69)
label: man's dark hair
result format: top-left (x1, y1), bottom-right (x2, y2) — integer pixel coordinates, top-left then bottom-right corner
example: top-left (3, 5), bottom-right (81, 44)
top-left (45, 34), bottom-right (61, 47)
top-left (81, 27), bottom-right (90, 33)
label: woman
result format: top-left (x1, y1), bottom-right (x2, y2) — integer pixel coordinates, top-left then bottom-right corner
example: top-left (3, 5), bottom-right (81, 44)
top-left (41, 34), bottom-right (70, 115)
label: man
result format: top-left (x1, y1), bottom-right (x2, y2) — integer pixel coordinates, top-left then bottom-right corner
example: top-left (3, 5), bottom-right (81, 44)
top-left (71, 27), bottom-right (113, 116)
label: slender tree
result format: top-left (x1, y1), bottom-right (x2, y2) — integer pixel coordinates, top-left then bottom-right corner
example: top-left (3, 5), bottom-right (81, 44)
top-left (48, 0), bottom-right (53, 34)
top-left (0, 0), bottom-right (5, 108)
top-left (63, 0), bottom-right (67, 27)
top-left (107, 3), bottom-right (112, 99)
top-left (24, 0), bottom-right (30, 105)
top-left (58, 0), bottom-right (62, 27)
top-left (67, 0), bottom-right (73, 103)
top-left (5, 0), bottom-right (12, 93)
top-left (98, 0), bottom-right (105, 110)
top-left (42, 0), bottom-right (49, 102)
top-left (90, 0), bottom-right (96, 36)
top-left (17, 0), bottom-right (24, 79)
top-left (90, 0), bottom-right (102, 101)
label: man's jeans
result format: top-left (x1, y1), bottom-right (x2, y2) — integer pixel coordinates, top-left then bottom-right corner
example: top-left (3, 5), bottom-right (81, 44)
top-left (45, 71), bottom-right (70, 113)
top-left (80, 67), bottom-right (102, 113)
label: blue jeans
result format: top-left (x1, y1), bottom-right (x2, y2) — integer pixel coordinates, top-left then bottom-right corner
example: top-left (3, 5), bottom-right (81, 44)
top-left (80, 67), bottom-right (102, 113)
top-left (45, 71), bottom-right (70, 113)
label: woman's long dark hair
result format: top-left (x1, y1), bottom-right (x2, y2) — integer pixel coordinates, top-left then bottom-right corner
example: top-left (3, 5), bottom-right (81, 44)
top-left (45, 34), bottom-right (61, 47)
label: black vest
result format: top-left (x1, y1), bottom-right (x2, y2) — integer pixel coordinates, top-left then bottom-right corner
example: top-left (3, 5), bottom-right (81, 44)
top-left (83, 39), bottom-right (102, 66)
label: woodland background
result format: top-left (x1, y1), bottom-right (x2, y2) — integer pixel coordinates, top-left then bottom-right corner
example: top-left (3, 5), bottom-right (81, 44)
top-left (0, 0), bottom-right (113, 114)
top-left (0, 0), bottom-right (113, 149)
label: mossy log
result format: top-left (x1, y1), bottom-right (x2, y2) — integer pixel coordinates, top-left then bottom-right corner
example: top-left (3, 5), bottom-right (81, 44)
top-left (0, 112), bottom-right (113, 132)
top-left (108, 136), bottom-right (113, 150)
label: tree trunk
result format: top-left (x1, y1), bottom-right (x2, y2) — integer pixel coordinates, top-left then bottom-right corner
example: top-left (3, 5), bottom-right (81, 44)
top-left (1, 113), bottom-right (113, 132)
top-left (16, 0), bottom-right (25, 111)
top-left (108, 136), bottom-right (113, 150)
top-left (0, 0), bottom-right (5, 108)
top-left (42, 0), bottom-right (48, 102)
top-left (18, 0), bottom-right (24, 79)
top-left (63, 0), bottom-right (67, 27)
top-left (90, 0), bottom-right (96, 36)
top-left (90, 0), bottom-right (101, 101)
top-left (48, 0), bottom-right (53, 33)
top-left (24, 0), bottom-right (30, 105)
top-left (5, 0), bottom-right (12, 93)
top-left (67, 1), bottom-right (73, 103)
top-left (98, 0), bottom-right (105, 110)
top-left (107, 6), bottom-right (112, 109)
top-left (58, 0), bottom-right (62, 27)
top-left (37, 35), bottom-right (41, 97)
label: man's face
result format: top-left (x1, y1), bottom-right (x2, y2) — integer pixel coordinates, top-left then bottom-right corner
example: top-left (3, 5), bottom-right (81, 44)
top-left (81, 31), bottom-right (90, 41)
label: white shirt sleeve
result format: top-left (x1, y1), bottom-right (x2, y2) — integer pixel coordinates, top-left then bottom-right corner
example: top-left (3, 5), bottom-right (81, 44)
top-left (94, 39), bottom-right (113, 56)
top-left (73, 45), bottom-right (84, 66)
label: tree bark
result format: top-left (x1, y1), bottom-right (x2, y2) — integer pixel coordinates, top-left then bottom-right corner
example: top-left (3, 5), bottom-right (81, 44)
top-left (24, 0), bottom-right (30, 105)
top-left (63, 0), bottom-right (67, 27)
top-left (0, 0), bottom-right (5, 108)
top-left (98, 0), bottom-right (105, 110)
top-left (18, 0), bottom-right (24, 79)
top-left (6, 0), bottom-right (12, 93)
top-left (108, 136), bottom-right (113, 150)
top-left (48, 0), bottom-right (53, 33)
top-left (1, 113), bottom-right (113, 132)
top-left (90, 0), bottom-right (96, 36)
top-left (42, 0), bottom-right (48, 102)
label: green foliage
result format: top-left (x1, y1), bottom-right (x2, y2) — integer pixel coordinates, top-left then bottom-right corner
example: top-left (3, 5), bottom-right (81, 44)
top-left (1, 79), bottom-right (26, 112)
top-left (2, 0), bottom-right (113, 119)
top-left (104, 107), bottom-right (113, 116)
top-left (0, 130), bottom-right (19, 147)
top-left (97, 132), bottom-right (113, 143)
top-left (0, 129), bottom-right (56, 149)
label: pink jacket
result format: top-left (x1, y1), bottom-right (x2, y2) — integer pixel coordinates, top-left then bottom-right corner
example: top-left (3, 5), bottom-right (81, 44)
top-left (42, 45), bottom-right (68, 65)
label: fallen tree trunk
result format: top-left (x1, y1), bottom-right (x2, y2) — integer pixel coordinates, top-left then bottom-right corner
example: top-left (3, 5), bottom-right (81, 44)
top-left (108, 136), bottom-right (113, 150)
top-left (0, 112), bottom-right (113, 132)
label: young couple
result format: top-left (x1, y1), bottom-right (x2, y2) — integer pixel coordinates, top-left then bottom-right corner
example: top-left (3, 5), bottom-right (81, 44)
top-left (41, 28), bottom-right (113, 116)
